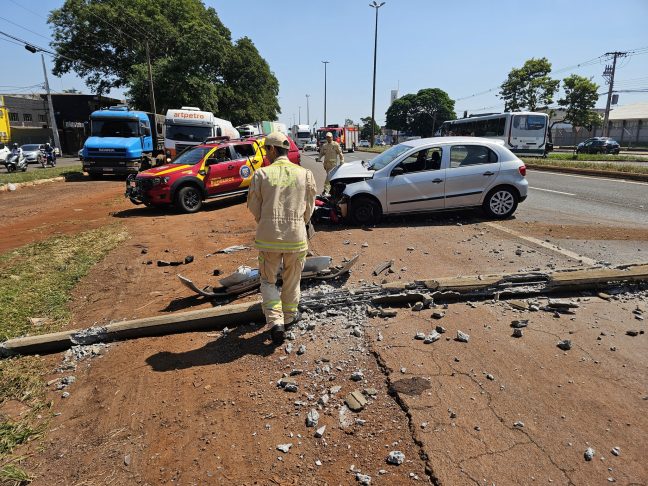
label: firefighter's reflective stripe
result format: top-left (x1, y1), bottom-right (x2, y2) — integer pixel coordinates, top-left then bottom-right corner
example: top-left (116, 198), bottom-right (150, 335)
top-left (263, 299), bottom-right (282, 310)
top-left (254, 239), bottom-right (308, 252)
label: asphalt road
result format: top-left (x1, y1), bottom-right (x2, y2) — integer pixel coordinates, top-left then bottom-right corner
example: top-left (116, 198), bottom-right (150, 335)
top-left (300, 149), bottom-right (648, 264)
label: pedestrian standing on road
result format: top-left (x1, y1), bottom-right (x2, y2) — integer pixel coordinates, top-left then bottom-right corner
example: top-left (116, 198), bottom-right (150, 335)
top-left (247, 132), bottom-right (317, 344)
top-left (316, 132), bottom-right (344, 195)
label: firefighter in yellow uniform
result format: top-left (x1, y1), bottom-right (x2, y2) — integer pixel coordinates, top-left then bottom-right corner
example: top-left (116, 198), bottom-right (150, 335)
top-left (316, 132), bottom-right (344, 194)
top-left (247, 132), bottom-right (317, 344)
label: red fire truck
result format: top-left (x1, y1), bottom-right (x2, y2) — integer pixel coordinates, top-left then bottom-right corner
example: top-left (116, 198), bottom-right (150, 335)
top-left (316, 124), bottom-right (359, 152)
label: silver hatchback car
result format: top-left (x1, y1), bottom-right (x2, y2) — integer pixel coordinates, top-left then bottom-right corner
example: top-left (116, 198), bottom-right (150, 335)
top-left (329, 137), bottom-right (528, 225)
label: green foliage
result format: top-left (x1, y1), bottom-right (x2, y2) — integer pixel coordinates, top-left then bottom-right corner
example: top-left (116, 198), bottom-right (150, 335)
top-left (48, 0), bottom-right (279, 124)
top-left (0, 166), bottom-right (82, 186)
top-left (556, 75), bottom-right (601, 129)
top-left (522, 158), bottom-right (648, 175)
top-left (385, 88), bottom-right (455, 137)
top-left (360, 116), bottom-right (380, 140)
top-left (499, 58), bottom-right (560, 111)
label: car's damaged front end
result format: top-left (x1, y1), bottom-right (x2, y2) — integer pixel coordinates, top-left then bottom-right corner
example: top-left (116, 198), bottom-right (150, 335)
top-left (327, 160), bottom-right (376, 219)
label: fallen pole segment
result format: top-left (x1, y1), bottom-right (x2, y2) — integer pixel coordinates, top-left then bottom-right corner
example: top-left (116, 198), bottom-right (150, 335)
top-left (2, 263), bottom-right (647, 359)
top-left (1, 301), bottom-right (263, 358)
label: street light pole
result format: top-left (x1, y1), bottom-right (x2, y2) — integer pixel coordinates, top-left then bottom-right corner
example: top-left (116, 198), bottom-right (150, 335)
top-left (299, 106), bottom-right (301, 124)
top-left (305, 94), bottom-right (310, 127)
top-left (369, 1), bottom-right (385, 148)
top-left (40, 54), bottom-right (61, 152)
top-left (322, 61), bottom-right (329, 127)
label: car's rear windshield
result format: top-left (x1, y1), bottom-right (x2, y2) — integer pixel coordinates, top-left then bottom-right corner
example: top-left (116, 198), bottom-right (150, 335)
top-left (171, 147), bottom-right (212, 165)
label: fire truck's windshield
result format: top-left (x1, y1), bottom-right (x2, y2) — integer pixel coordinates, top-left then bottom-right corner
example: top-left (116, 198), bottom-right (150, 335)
top-left (171, 147), bottom-right (212, 165)
top-left (317, 130), bottom-right (341, 141)
top-left (166, 124), bottom-right (212, 142)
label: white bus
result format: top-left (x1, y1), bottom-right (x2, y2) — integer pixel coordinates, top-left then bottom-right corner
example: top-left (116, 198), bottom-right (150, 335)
top-left (437, 112), bottom-right (552, 156)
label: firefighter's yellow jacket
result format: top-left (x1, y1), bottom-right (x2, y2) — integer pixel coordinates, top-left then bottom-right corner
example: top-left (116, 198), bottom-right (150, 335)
top-left (247, 156), bottom-right (317, 253)
top-left (317, 141), bottom-right (344, 164)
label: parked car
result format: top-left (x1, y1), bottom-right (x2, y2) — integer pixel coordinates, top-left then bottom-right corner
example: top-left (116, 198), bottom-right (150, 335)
top-left (125, 135), bottom-right (300, 213)
top-left (78, 148), bottom-right (84, 161)
top-left (303, 140), bottom-right (317, 152)
top-left (376, 140), bottom-right (386, 146)
top-left (0, 143), bottom-right (9, 162)
top-left (329, 137), bottom-right (528, 225)
top-left (576, 137), bottom-right (620, 155)
top-left (20, 144), bottom-right (45, 164)
top-left (358, 140), bottom-right (370, 148)
top-left (286, 135), bottom-right (301, 165)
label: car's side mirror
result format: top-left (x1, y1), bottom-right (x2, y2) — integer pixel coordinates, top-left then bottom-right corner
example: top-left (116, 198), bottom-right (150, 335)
top-left (391, 166), bottom-right (404, 177)
top-left (198, 169), bottom-right (207, 176)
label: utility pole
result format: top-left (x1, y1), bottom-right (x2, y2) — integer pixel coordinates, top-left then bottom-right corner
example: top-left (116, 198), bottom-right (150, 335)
top-left (322, 61), bottom-right (329, 127)
top-left (299, 106), bottom-right (301, 124)
top-left (40, 54), bottom-right (61, 152)
top-left (369, 1), bottom-right (386, 148)
top-left (602, 51), bottom-right (626, 137)
top-left (145, 41), bottom-right (157, 114)
top-left (305, 94), bottom-right (310, 127)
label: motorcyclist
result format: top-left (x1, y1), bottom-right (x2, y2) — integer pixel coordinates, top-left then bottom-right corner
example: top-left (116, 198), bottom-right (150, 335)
top-left (44, 143), bottom-right (56, 166)
top-left (10, 143), bottom-right (21, 159)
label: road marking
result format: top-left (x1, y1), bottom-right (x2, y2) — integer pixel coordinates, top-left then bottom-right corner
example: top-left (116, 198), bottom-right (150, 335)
top-left (485, 222), bottom-right (599, 266)
top-left (530, 170), bottom-right (648, 186)
top-left (529, 187), bottom-right (575, 196)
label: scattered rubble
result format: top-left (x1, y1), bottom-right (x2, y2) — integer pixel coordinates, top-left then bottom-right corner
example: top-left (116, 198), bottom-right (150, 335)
top-left (512, 328), bottom-right (524, 338)
top-left (345, 391), bottom-right (368, 412)
top-left (456, 330), bottom-right (470, 343)
top-left (611, 447), bottom-right (621, 456)
top-left (276, 444), bottom-right (292, 453)
top-left (356, 472), bottom-right (372, 485)
top-left (511, 319), bottom-right (529, 328)
top-left (424, 331), bottom-right (440, 344)
top-left (217, 245), bottom-right (249, 254)
top-left (557, 339), bottom-right (573, 351)
top-left (306, 409), bottom-right (319, 427)
top-left (314, 426), bottom-right (326, 438)
top-left (386, 451), bottom-right (405, 465)
top-left (432, 311), bottom-right (445, 319)
top-left (350, 371), bottom-right (364, 382)
top-left (584, 447), bottom-right (595, 461)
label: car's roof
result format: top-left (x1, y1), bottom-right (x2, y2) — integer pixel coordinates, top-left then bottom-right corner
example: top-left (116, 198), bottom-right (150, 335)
top-left (402, 136), bottom-right (506, 148)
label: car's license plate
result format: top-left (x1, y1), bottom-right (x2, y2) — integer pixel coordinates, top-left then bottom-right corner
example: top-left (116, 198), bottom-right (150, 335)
top-left (129, 181), bottom-right (136, 187)
top-left (104, 168), bottom-right (113, 172)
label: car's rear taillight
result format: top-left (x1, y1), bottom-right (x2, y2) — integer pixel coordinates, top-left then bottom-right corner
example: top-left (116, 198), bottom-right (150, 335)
top-left (518, 165), bottom-right (527, 177)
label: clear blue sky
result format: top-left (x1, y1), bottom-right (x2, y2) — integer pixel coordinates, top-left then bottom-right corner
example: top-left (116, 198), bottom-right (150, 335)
top-left (1, 0), bottom-right (647, 128)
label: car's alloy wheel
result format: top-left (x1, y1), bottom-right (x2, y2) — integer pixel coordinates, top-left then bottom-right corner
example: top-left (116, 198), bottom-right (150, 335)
top-left (177, 186), bottom-right (202, 213)
top-left (484, 188), bottom-right (518, 219)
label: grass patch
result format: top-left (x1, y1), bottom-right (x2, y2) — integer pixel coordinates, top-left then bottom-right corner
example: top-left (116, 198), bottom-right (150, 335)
top-left (0, 165), bottom-right (83, 186)
top-left (357, 147), bottom-right (388, 154)
top-left (0, 226), bottom-right (127, 482)
top-left (544, 152), bottom-right (648, 162)
top-left (521, 158), bottom-right (648, 174)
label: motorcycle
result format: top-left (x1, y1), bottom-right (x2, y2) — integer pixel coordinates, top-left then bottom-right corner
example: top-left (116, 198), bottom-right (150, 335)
top-left (312, 194), bottom-right (342, 224)
top-left (4, 152), bottom-right (27, 173)
top-left (38, 149), bottom-right (56, 168)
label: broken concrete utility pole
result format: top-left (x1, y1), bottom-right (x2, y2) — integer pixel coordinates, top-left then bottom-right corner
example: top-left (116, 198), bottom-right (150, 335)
top-left (2, 263), bottom-right (647, 358)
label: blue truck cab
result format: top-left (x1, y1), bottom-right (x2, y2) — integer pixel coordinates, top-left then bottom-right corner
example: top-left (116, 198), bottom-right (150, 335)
top-left (82, 106), bottom-right (165, 177)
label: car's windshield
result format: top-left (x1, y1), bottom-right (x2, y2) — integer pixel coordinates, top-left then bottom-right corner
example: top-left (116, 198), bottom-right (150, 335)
top-left (21, 144), bottom-right (40, 151)
top-left (171, 146), bottom-right (212, 165)
top-left (91, 118), bottom-right (139, 137)
top-left (166, 124), bottom-right (212, 142)
top-left (367, 144), bottom-right (411, 170)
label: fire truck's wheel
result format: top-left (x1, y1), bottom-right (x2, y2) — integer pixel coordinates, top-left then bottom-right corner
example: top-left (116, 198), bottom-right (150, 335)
top-left (176, 185), bottom-right (203, 213)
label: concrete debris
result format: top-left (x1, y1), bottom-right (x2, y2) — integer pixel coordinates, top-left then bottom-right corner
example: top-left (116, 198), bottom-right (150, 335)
top-left (124, 454), bottom-right (132, 466)
top-left (486, 373), bottom-right (495, 381)
top-left (513, 421), bottom-right (524, 427)
top-left (547, 300), bottom-right (579, 310)
top-left (363, 388), bottom-right (378, 397)
top-left (377, 332), bottom-right (383, 341)
top-left (318, 394), bottom-right (329, 406)
top-left (511, 319), bottom-right (529, 328)
top-left (386, 450), bottom-right (405, 465)
top-left (306, 409), bottom-right (319, 427)
top-left (315, 425), bottom-right (326, 438)
top-left (61, 343), bottom-right (108, 368)
top-left (284, 384), bottom-right (298, 392)
top-left (217, 245), bottom-right (249, 254)
top-left (424, 331), bottom-right (440, 344)
top-left (285, 343), bottom-right (293, 354)
top-left (28, 317), bottom-right (52, 327)
top-left (286, 331), bottom-right (296, 341)
top-left (290, 369), bottom-right (303, 376)
top-left (350, 371), bottom-right (364, 382)
top-left (70, 326), bottom-right (108, 346)
top-left (456, 330), bottom-right (470, 343)
top-left (508, 300), bottom-right (529, 311)
top-left (351, 327), bottom-right (363, 337)
top-left (297, 344), bottom-right (307, 355)
top-left (435, 325), bottom-right (446, 334)
top-left (412, 301), bottom-right (424, 311)
top-left (278, 377), bottom-right (297, 389)
top-left (512, 328), bottom-right (524, 338)
top-left (372, 260), bottom-right (393, 276)
top-left (626, 330), bottom-right (639, 336)
top-left (361, 242), bottom-right (369, 248)
top-left (557, 339), bottom-right (572, 351)
top-left (414, 332), bottom-right (426, 340)
top-left (345, 391), bottom-right (368, 412)
top-left (61, 391), bottom-right (70, 398)
top-left (611, 447), bottom-right (621, 456)
top-left (584, 447), bottom-right (595, 461)
top-left (276, 443), bottom-right (292, 453)
top-left (330, 385), bottom-right (342, 395)
top-left (315, 459), bottom-right (322, 466)
top-left (431, 311), bottom-right (445, 320)
top-left (339, 405), bottom-right (354, 428)
top-left (7, 183), bottom-right (17, 192)
top-left (56, 376), bottom-right (76, 390)
top-left (356, 472), bottom-right (372, 485)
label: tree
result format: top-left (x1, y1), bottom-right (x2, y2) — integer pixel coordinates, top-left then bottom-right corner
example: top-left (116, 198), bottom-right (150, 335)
top-left (555, 74), bottom-right (601, 129)
top-left (499, 58), bottom-right (559, 111)
top-left (48, 0), bottom-right (279, 124)
top-left (385, 88), bottom-right (455, 137)
top-left (360, 116), bottom-right (380, 140)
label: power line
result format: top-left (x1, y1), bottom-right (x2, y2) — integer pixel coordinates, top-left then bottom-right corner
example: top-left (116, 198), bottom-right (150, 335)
top-left (0, 15), bottom-right (52, 42)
